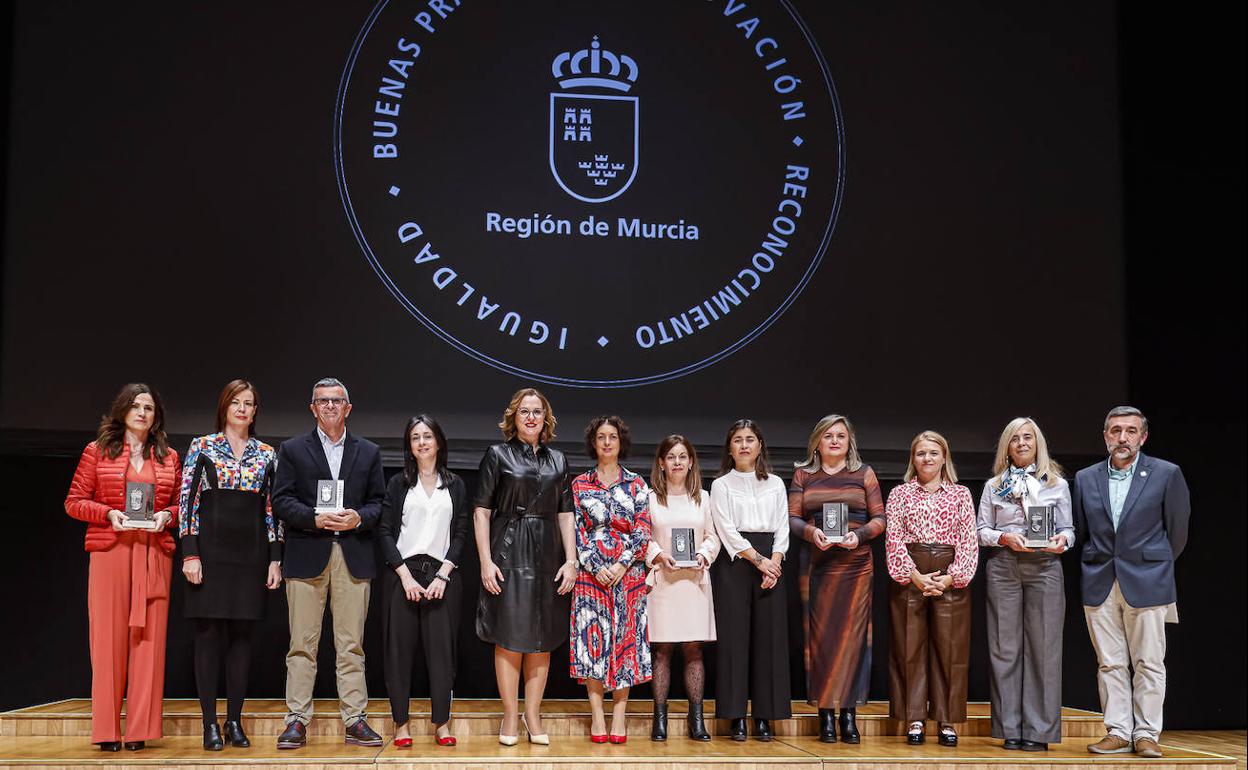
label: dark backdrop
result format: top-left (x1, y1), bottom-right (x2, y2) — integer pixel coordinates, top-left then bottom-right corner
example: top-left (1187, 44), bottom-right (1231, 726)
top-left (0, 2), bottom-right (1244, 729)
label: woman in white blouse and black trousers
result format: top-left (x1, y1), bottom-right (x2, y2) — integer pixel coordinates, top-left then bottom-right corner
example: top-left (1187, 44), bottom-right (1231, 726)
top-left (379, 414), bottom-right (470, 748)
top-left (709, 419), bottom-right (791, 742)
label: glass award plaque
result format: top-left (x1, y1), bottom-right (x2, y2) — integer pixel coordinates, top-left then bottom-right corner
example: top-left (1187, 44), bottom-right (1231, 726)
top-left (821, 502), bottom-right (847, 543)
top-left (315, 479), bottom-right (345, 514)
top-left (121, 481), bottom-right (158, 530)
top-left (1024, 505), bottom-right (1056, 548)
top-left (670, 527), bottom-right (698, 567)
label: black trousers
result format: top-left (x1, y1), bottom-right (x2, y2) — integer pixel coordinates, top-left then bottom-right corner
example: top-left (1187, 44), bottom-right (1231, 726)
top-left (711, 532), bottom-right (791, 720)
top-left (382, 555), bottom-right (462, 726)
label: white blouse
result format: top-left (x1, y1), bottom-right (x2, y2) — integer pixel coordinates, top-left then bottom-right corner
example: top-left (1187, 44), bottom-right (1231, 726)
top-left (709, 469), bottom-right (790, 560)
top-left (395, 482), bottom-right (454, 562)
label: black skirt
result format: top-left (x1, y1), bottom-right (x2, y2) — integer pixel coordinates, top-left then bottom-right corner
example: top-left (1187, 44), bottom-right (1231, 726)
top-left (475, 513), bottom-right (571, 653)
top-left (184, 488), bottom-right (270, 620)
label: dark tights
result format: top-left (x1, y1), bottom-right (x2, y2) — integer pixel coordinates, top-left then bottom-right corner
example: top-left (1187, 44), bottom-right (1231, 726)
top-left (194, 618), bottom-right (253, 726)
top-left (651, 642), bottom-right (705, 705)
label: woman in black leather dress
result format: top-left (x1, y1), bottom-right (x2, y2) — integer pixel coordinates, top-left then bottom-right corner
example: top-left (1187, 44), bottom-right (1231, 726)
top-left (474, 388), bottom-right (579, 745)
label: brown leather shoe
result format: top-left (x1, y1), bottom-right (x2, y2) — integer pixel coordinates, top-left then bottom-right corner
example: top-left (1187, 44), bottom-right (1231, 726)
top-left (345, 718), bottom-right (383, 747)
top-left (1088, 734), bottom-right (1133, 754)
top-left (1135, 738), bottom-right (1163, 758)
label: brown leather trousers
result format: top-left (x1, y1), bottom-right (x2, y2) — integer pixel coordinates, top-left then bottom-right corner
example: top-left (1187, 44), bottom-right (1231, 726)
top-left (888, 544), bottom-right (970, 723)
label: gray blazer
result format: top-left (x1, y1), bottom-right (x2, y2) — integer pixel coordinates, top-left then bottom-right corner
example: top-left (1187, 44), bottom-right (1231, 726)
top-left (1072, 452), bottom-right (1190, 608)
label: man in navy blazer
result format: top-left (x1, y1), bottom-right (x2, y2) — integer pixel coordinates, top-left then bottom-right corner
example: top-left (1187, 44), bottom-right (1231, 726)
top-left (272, 378), bottom-right (386, 749)
top-left (1073, 406), bottom-right (1189, 759)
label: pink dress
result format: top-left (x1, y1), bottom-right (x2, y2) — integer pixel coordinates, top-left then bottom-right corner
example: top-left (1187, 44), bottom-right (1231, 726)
top-left (645, 491), bottom-right (720, 642)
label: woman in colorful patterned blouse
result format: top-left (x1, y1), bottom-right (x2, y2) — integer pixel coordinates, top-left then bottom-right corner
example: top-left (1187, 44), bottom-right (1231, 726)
top-left (788, 415), bottom-right (885, 744)
top-left (178, 380), bottom-right (283, 751)
top-left (570, 415), bottom-right (652, 744)
top-left (645, 434), bottom-right (720, 742)
top-left (977, 418), bottom-right (1072, 751)
top-left (885, 429), bottom-right (977, 748)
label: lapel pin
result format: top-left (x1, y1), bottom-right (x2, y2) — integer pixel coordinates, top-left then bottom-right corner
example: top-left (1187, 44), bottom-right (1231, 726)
top-left (1140, 471), bottom-right (1148, 477)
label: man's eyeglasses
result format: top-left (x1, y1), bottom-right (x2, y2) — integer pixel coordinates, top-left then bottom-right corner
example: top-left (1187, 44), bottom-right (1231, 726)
top-left (313, 397), bottom-right (347, 408)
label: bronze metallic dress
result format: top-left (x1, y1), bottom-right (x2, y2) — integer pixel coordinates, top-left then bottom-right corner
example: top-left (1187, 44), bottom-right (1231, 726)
top-left (788, 466), bottom-right (886, 708)
top-left (474, 439), bottom-right (573, 653)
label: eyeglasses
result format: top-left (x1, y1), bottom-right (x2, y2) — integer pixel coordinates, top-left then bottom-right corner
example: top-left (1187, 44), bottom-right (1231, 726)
top-left (518, 408), bottom-right (545, 419)
top-left (313, 397), bottom-right (347, 408)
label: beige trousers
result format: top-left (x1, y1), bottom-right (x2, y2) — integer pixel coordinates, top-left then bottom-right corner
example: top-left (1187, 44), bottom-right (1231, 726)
top-left (1083, 580), bottom-right (1171, 742)
top-left (285, 542), bottom-right (371, 726)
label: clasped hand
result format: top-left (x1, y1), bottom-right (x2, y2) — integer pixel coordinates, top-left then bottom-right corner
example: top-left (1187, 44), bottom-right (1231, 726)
top-left (910, 569), bottom-right (953, 596)
top-left (596, 561), bottom-right (628, 587)
top-left (316, 509), bottom-right (360, 531)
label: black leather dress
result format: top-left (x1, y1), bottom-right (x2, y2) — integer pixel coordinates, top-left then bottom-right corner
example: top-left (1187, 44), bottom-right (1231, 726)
top-left (474, 439), bottom-right (573, 653)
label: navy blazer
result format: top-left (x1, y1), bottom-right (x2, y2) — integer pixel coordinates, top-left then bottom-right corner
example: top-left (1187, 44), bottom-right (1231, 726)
top-left (1072, 452), bottom-right (1190, 608)
top-left (272, 428), bottom-right (386, 580)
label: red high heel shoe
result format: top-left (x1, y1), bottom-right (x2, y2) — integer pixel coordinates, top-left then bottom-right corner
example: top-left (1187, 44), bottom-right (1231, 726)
top-left (609, 734), bottom-right (627, 745)
top-left (393, 737), bottom-right (413, 748)
top-left (590, 733), bottom-right (609, 744)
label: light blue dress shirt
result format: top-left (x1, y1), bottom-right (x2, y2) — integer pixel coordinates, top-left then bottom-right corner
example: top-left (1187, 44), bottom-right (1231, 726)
top-left (317, 426), bottom-right (346, 480)
top-left (1106, 456), bottom-right (1138, 530)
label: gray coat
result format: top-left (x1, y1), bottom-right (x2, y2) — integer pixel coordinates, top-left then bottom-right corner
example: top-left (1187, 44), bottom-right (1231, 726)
top-left (1072, 452), bottom-right (1190, 608)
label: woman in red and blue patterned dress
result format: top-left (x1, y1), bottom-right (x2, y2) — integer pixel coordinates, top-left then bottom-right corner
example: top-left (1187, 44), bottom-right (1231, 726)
top-left (570, 415), bottom-right (652, 744)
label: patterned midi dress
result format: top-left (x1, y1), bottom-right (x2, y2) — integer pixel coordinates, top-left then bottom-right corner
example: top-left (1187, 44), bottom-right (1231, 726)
top-left (569, 467), bottom-right (652, 690)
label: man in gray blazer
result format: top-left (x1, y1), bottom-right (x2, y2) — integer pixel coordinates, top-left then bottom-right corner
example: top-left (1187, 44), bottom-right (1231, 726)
top-left (1073, 406), bottom-right (1190, 759)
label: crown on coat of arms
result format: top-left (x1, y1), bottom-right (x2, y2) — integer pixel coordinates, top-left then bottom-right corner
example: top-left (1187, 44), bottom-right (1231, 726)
top-left (552, 36), bottom-right (638, 93)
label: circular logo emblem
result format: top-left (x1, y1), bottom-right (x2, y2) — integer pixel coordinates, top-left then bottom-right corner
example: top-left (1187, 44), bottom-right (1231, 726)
top-left (335, 1), bottom-right (844, 387)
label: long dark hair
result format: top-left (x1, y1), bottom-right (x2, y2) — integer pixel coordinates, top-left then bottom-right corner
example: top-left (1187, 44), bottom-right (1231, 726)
top-left (402, 414), bottom-right (450, 489)
top-left (717, 418), bottom-right (771, 480)
top-left (96, 383), bottom-right (171, 462)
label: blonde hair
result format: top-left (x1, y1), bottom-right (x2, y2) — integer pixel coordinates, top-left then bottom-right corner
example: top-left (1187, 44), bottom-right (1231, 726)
top-left (498, 387), bottom-right (557, 444)
top-left (650, 435), bottom-right (703, 507)
top-left (795, 414), bottom-right (863, 473)
top-left (990, 417), bottom-right (1064, 487)
top-left (903, 430), bottom-right (958, 484)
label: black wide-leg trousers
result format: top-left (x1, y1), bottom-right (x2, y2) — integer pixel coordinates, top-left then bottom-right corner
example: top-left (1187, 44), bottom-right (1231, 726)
top-left (382, 556), bottom-right (462, 727)
top-left (711, 532), bottom-right (791, 720)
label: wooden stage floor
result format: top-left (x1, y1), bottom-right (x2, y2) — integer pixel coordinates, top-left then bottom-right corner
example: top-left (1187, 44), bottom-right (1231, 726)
top-left (0, 699), bottom-right (1241, 769)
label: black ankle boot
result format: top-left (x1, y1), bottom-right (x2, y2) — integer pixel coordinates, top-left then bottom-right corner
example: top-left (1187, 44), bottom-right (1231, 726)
top-left (818, 708), bottom-right (837, 742)
top-left (203, 723), bottom-right (224, 751)
top-left (839, 708), bottom-right (860, 744)
top-left (687, 703), bottom-right (711, 742)
top-left (729, 718), bottom-right (747, 741)
top-left (651, 703), bottom-right (668, 742)
top-left (753, 718), bottom-right (773, 742)
top-left (223, 720), bottom-right (250, 748)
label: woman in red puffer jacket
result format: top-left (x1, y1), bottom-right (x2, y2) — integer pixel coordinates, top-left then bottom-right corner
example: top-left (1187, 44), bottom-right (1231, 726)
top-left (64, 383), bottom-right (181, 753)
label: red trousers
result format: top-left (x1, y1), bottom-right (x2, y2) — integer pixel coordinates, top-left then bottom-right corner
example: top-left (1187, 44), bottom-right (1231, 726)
top-left (87, 531), bottom-right (171, 743)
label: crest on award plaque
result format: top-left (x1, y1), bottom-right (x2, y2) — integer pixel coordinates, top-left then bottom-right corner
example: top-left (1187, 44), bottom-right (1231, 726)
top-left (671, 526), bottom-right (698, 567)
top-left (821, 502), bottom-right (847, 543)
top-left (315, 479), bottom-right (344, 514)
top-left (122, 481), bottom-right (157, 530)
top-left (1024, 505), bottom-right (1055, 547)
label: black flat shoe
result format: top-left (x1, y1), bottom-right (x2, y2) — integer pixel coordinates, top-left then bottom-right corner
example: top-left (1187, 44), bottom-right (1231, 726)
top-left (1003, 738), bottom-right (1022, 750)
top-left (937, 727), bottom-right (957, 747)
top-left (98, 742), bottom-right (121, 752)
top-left (650, 703), bottom-right (668, 742)
top-left (753, 718), bottom-right (773, 742)
top-left (838, 708), bottom-right (860, 744)
top-left (1020, 740), bottom-right (1048, 751)
top-left (223, 720), bottom-right (250, 748)
top-left (818, 708), bottom-right (837, 743)
top-left (123, 741), bottom-right (145, 751)
top-left (729, 718), bottom-right (747, 741)
top-left (686, 703), bottom-right (711, 742)
top-left (203, 723), bottom-right (224, 751)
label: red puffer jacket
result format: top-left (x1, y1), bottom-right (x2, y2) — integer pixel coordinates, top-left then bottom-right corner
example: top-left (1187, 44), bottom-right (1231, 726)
top-left (64, 441), bottom-right (182, 554)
